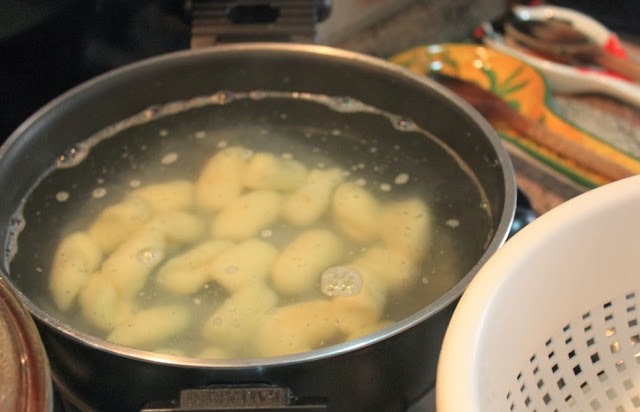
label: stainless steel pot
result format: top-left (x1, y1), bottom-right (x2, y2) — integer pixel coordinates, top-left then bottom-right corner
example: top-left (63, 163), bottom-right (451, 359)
top-left (0, 43), bottom-right (516, 411)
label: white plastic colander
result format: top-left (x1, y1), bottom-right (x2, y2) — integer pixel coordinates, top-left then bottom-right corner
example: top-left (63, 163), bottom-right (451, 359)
top-left (437, 175), bottom-right (640, 412)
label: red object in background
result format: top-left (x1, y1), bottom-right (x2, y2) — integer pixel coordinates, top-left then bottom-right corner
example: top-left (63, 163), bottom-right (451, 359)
top-left (604, 34), bottom-right (629, 59)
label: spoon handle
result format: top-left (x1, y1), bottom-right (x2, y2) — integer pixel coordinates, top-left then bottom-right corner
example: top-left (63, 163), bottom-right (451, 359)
top-left (430, 73), bottom-right (636, 182)
top-left (592, 53), bottom-right (640, 82)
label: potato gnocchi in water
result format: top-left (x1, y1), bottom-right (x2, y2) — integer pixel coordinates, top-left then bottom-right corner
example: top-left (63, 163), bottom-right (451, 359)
top-left (49, 145), bottom-right (432, 358)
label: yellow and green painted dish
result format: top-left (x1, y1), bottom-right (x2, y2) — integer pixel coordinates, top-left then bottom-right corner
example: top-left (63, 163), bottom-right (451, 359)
top-left (390, 43), bottom-right (640, 188)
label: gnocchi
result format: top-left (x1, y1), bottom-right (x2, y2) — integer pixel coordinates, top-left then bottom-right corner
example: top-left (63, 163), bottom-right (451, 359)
top-left (212, 190), bottom-right (281, 240)
top-left (49, 232), bottom-right (102, 311)
top-left (129, 180), bottom-right (195, 213)
top-left (271, 229), bottom-right (345, 296)
top-left (331, 182), bottom-right (380, 244)
top-left (107, 305), bottom-right (190, 348)
top-left (100, 229), bottom-right (166, 299)
top-left (145, 211), bottom-right (207, 248)
top-left (156, 240), bottom-right (232, 295)
top-left (281, 168), bottom-right (343, 227)
top-left (79, 274), bottom-right (132, 331)
top-left (255, 300), bottom-right (339, 357)
top-left (330, 264), bottom-right (388, 335)
top-left (210, 239), bottom-right (277, 293)
top-left (88, 197), bottom-right (153, 253)
top-left (48, 144), bottom-right (437, 359)
top-left (353, 246), bottom-right (418, 293)
top-left (196, 147), bottom-right (250, 210)
top-left (198, 346), bottom-right (234, 360)
top-left (347, 320), bottom-right (394, 341)
top-left (380, 198), bottom-right (431, 259)
top-left (242, 152), bottom-right (308, 191)
top-left (202, 285), bottom-right (278, 350)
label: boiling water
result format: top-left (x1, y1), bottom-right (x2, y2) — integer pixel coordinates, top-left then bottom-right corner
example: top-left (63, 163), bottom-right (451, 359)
top-left (8, 91), bottom-right (495, 358)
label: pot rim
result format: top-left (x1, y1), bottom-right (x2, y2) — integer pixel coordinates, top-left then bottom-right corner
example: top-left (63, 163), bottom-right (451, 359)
top-left (1, 42), bottom-right (516, 369)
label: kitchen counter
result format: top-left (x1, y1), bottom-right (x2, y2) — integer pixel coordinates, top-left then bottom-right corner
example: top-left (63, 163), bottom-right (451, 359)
top-left (324, 0), bottom-right (640, 215)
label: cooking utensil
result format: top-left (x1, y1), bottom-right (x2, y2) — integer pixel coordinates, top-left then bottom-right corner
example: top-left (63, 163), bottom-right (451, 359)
top-left (430, 72), bottom-right (636, 182)
top-left (0, 43), bottom-right (516, 411)
top-left (437, 174), bottom-right (640, 411)
top-left (478, 5), bottom-right (640, 107)
top-left (390, 43), bottom-right (640, 189)
top-left (504, 20), bottom-right (640, 82)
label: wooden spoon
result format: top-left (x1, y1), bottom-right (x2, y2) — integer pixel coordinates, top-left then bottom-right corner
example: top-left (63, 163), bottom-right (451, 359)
top-left (504, 19), bottom-right (640, 82)
top-left (430, 72), bottom-right (636, 182)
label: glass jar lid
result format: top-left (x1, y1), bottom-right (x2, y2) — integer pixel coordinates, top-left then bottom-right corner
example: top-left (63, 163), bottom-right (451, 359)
top-left (0, 276), bottom-right (52, 411)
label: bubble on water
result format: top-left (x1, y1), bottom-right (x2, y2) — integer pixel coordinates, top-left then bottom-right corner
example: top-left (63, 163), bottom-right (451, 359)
top-left (55, 191), bottom-right (70, 202)
top-left (260, 229), bottom-right (273, 238)
top-left (36, 267), bottom-right (42, 273)
top-left (340, 97), bottom-right (353, 106)
top-left (369, 147), bottom-right (378, 153)
top-left (161, 152), bottom-right (178, 165)
top-left (396, 119), bottom-right (413, 129)
top-left (57, 145), bottom-right (87, 168)
top-left (330, 129), bottom-right (341, 136)
top-left (249, 90), bottom-right (268, 100)
top-left (446, 219), bottom-right (460, 228)
top-left (394, 173), bottom-right (410, 185)
top-left (480, 201), bottom-right (489, 210)
top-left (92, 187), bottom-right (107, 199)
top-left (9, 215), bottom-right (24, 232)
top-left (193, 298), bottom-right (202, 305)
top-left (279, 113), bottom-right (288, 120)
top-left (212, 91), bottom-right (228, 104)
top-left (225, 265), bottom-right (238, 275)
top-left (136, 248), bottom-right (163, 265)
top-left (320, 266), bottom-right (363, 297)
top-left (129, 179), bottom-right (142, 188)
top-left (379, 183), bottom-right (392, 192)
top-left (217, 140), bottom-right (228, 149)
top-left (140, 144), bottom-right (148, 151)
top-left (195, 130), bottom-right (206, 139)
top-left (97, 178), bottom-right (105, 184)
top-left (145, 107), bottom-right (161, 119)
top-left (158, 129), bottom-right (168, 137)
top-left (212, 317), bottom-right (222, 326)
top-left (281, 152), bottom-right (293, 160)
top-left (316, 162), bottom-right (326, 169)
top-left (393, 144), bottom-right (400, 151)
top-left (354, 178), bottom-right (367, 186)
top-left (421, 276), bottom-right (430, 285)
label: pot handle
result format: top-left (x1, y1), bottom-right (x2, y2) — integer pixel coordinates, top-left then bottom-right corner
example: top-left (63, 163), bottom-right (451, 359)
top-left (508, 188), bottom-right (538, 239)
top-left (140, 384), bottom-right (327, 411)
top-left (190, 0), bottom-right (332, 47)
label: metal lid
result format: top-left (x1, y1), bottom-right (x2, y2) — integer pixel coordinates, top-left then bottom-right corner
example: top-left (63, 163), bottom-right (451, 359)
top-left (0, 277), bottom-right (52, 411)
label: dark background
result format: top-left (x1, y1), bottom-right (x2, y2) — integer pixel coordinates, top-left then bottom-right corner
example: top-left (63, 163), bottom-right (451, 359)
top-left (1, 0), bottom-right (639, 142)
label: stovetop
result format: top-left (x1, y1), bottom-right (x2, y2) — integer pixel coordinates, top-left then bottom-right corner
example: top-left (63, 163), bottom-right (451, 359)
top-left (1, 0), bottom-right (190, 141)
top-left (53, 384), bottom-right (436, 412)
